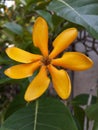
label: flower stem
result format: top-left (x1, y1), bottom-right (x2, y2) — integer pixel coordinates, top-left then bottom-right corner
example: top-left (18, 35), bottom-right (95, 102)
top-left (34, 100), bottom-right (39, 130)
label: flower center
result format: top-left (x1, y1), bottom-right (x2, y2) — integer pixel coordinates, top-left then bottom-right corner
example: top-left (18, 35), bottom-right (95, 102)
top-left (41, 56), bottom-right (51, 66)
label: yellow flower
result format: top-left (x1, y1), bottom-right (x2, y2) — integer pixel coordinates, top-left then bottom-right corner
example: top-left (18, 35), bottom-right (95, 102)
top-left (4, 17), bottom-right (93, 102)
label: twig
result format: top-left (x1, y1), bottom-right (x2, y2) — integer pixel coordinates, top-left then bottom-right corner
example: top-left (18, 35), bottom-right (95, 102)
top-left (84, 88), bottom-right (93, 130)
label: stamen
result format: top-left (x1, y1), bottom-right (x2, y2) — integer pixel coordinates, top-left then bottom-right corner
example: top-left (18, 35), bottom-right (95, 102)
top-left (41, 56), bottom-right (51, 66)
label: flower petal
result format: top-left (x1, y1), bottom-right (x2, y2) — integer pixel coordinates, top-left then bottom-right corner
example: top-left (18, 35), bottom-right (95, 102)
top-left (49, 28), bottom-right (78, 58)
top-left (6, 47), bottom-right (42, 63)
top-left (48, 65), bottom-right (71, 99)
top-left (52, 52), bottom-right (93, 70)
top-left (33, 17), bottom-right (48, 56)
top-left (4, 61), bottom-right (41, 79)
top-left (24, 66), bottom-right (50, 101)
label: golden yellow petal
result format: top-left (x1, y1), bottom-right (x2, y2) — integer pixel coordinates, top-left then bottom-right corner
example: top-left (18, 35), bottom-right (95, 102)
top-left (52, 52), bottom-right (93, 70)
top-left (48, 65), bottom-right (71, 99)
top-left (6, 47), bottom-right (42, 63)
top-left (24, 66), bottom-right (50, 102)
top-left (4, 61), bottom-right (41, 79)
top-left (49, 28), bottom-right (78, 58)
top-left (33, 17), bottom-right (48, 56)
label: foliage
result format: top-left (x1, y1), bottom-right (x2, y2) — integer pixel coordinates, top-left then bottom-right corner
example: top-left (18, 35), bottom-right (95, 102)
top-left (0, 0), bottom-right (98, 130)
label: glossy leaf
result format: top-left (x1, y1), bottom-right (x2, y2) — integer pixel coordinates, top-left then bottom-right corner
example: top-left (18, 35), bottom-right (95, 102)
top-left (85, 103), bottom-right (98, 120)
top-left (47, 0), bottom-right (98, 39)
top-left (4, 22), bottom-right (23, 35)
top-left (0, 98), bottom-right (78, 130)
top-left (73, 106), bottom-right (85, 130)
top-left (72, 94), bottom-right (97, 106)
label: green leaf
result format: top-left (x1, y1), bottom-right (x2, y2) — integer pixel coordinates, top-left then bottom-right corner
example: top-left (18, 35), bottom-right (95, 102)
top-left (0, 128), bottom-right (10, 130)
top-left (0, 78), bottom-right (12, 85)
top-left (85, 103), bottom-right (98, 120)
top-left (72, 94), bottom-right (97, 106)
top-left (93, 120), bottom-right (98, 130)
top-left (47, 0), bottom-right (98, 39)
top-left (0, 56), bottom-right (10, 65)
top-left (4, 22), bottom-right (23, 35)
top-left (1, 98), bottom-right (78, 130)
top-left (73, 106), bottom-right (85, 130)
